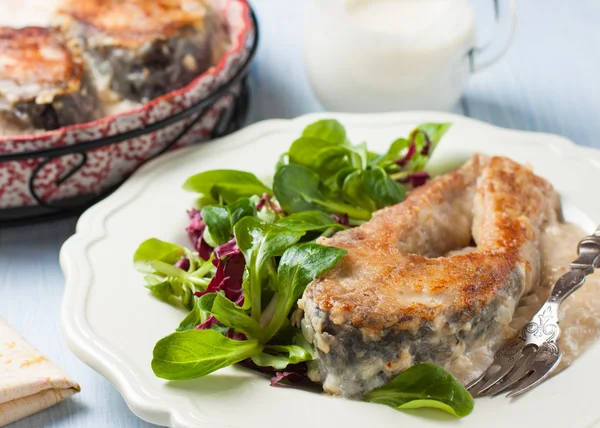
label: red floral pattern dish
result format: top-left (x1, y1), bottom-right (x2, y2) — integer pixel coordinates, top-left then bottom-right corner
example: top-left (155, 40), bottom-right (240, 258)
top-left (0, 0), bottom-right (253, 210)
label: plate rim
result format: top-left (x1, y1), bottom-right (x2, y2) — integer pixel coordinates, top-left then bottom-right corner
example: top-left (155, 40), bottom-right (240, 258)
top-left (59, 111), bottom-right (600, 427)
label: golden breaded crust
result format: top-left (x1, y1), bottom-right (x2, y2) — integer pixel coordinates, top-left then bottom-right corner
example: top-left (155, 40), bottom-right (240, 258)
top-left (57, 0), bottom-right (209, 48)
top-left (304, 155), bottom-right (560, 333)
top-left (0, 27), bottom-right (82, 99)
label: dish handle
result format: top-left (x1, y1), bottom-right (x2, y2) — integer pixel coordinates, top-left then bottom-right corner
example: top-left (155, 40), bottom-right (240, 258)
top-left (470, 0), bottom-right (517, 72)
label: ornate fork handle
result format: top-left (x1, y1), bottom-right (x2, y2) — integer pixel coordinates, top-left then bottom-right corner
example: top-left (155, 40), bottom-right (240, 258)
top-left (520, 226), bottom-right (600, 345)
top-left (469, 226), bottom-right (600, 397)
top-left (569, 229), bottom-right (600, 274)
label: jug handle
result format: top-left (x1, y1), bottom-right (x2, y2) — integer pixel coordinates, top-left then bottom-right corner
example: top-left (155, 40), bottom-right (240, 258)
top-left (470, 0), bottom-right (517, 72)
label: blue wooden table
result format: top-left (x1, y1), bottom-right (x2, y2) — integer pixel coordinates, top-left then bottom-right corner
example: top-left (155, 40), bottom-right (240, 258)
top-left (1, 1), bottom-right (599, 426)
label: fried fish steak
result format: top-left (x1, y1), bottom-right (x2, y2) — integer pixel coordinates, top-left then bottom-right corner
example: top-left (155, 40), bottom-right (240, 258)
top-left (299, 154), bottom-right (561, 398)
top-left (0, 26), bottom-right (101, 132)
top-left (56, 0), bottom-right (228, 103)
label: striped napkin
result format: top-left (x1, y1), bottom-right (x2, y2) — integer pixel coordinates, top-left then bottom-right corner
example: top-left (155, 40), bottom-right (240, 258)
top-left (0, 317), bottom-right (79, 427)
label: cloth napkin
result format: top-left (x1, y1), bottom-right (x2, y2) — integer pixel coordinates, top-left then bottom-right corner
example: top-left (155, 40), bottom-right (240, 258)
top-left (0, 317), bottom-right (80, 427)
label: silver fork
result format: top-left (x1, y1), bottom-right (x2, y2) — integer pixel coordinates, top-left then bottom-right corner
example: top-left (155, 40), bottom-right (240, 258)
top-left (467, 226), bottom-right (600, 398)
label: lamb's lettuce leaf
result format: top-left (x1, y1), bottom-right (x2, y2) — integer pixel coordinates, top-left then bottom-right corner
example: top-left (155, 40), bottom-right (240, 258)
top-left (263, 243), bottom-right (347, 340)
top-left (274, 211), bottom-right (344, 232)
top-left (251, 344), bottom-right (314, 370)
top-left (363, 363), bottom-right (474, 418)
top-left (183, 170), bottom-right (271, 205)
top-left (201, 198), bottom-right (256, 246)
top-left (288, 137), bottom-right (349, 179)
top-left (273, 164), bottom-right (371, 221)
top-left (301, 119), bottom-right (348, 145)
top-left (134, 238), bottom-right (185, 273)
top-left (234, 218), bottom-right (305, 321)
top-left (152, 329), bottom-right (262, 380)
top-left (198, 292), bottom-right (261, 338)
top-left (134, 238), bottom-right (211, 308)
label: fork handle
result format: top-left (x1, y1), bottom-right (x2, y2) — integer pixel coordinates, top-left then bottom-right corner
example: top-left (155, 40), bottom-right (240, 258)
top-left (570, 226), bottom-right (600, 274)
top-left (548, 270), bottom-right (587, 303)
top-left (549, 227), bottom-right (600, 303)
top-left (544, 226), bottom-right (600, 305)
top-left (519, 227), bottom-right (600, 345)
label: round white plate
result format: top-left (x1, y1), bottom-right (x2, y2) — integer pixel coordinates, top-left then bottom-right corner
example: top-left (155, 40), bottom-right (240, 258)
top-left (60, 112), bottom-right (600, 428)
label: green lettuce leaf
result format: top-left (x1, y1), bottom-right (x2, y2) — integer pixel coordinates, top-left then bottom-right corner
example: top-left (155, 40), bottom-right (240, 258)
top-left (363, 363), bottom-right (474, 418)
top-left (152, 329), bottom-right (262, 380)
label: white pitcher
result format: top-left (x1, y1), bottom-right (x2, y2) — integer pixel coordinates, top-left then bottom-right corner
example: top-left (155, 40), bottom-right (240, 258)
top-left (304, 0), bottom-right (517, 112)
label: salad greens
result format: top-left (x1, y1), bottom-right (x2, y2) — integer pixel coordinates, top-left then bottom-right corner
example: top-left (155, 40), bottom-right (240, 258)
top-left (364, 363), bottom-right (474, 418)
top-left (201, 198), bottom-right (256, 246)
top-left (134, 119), bottom-right (475, 418)
top-left (273, 164), bottom-right (372, 221)
top-left (233, 217), bottom-right (306, 320)
top-left (273, 120), bottom-right (450, 224)
top-left (274, 210), bottom-right (345, 233)
top-left (302, 117), bottom-right (348, 144)
top-left (184, 120), bottom-right (451, 225)
top-left (152, 329), bottom-right (262, 380)
top-left (262, 243), bottom-right (347, 341)
top-left (183, 170), bottom-right (271, 206)
top-left (134, 238), bottom-right (213, 308)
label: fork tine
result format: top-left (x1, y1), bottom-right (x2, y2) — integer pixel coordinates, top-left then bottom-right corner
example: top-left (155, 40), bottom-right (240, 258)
top-left (483, 345), bottom-right (538, 396)
top-left (468, 364), bottom-right (514, 397)
top-left (505, 369), bottom-right (549, 398)
top-left (469, 339), bottom-right (527, 397)
top-left (485, 352), bottom-right (536, 397)
top-left (506, 343), bottom-right (562, 398)
top-left (465, 373), bottom-right (485, 390)
top-left (470, 356), bottom-right (527, 397)
top-left (488, 342), bottom-right (562, 398)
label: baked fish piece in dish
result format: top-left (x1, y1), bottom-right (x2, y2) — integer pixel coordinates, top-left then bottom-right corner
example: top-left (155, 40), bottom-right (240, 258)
top-left (0, 26), bottom-right (101, 133)
top-left (299, 154), bottom-right (561, 398)
top-left (56, 0), bottom-right (228, 104)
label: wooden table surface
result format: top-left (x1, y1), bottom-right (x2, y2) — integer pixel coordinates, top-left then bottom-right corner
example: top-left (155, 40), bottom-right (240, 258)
top-left (2, 0), bottom-right (599, 426)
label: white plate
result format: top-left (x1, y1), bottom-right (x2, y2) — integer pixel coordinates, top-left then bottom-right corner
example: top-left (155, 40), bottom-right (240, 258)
top-left (60, 112), bottom-right (600, 428)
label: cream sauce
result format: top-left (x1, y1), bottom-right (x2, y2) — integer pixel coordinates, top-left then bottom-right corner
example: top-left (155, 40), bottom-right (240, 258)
top-left (450, 223), bottom-right (600, 383)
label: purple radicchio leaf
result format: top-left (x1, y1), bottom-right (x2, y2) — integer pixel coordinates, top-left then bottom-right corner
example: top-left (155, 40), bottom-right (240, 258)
top-left (395, 140), bottom-right (416, 167)
top-left (213, 238), bottom-right (240, 259)
top-left (194, 253), bottom-right (246, 306)
top-left (395, 129), bottom-right (432, 167)
top-left (256, 193), bottom-right (285, 215)
top-left (198, 240), bottom-right (213, 261)
top-left (238, 360), bottom-right (312, 387)
top-left (186, 209), bottom-right (213, 260)
top-left (270, 371), bottom-right (309, 387)
top-left (195, 315), bottom-right (219, 330)
top-left (330, 213), bottom-right (349, 226)
top-left (397, 171), bottom-right (430, 188)
top-left (420, 131), bottom-right (432, 156)
top-left (174, 257), bottom-right (190, 271)
top-left (256, 193), bottom-right (270, 211)
top-left (226, 329), bottom-right (247, 341)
